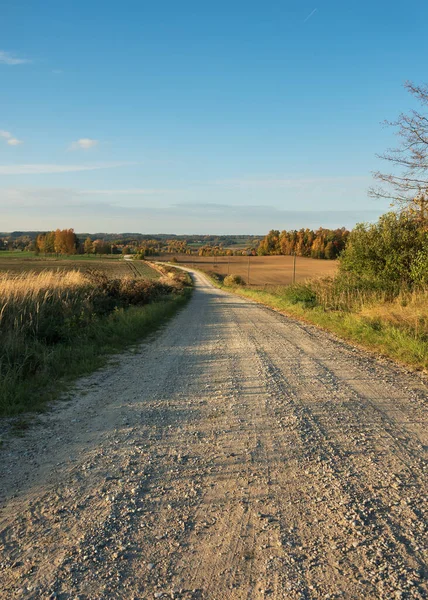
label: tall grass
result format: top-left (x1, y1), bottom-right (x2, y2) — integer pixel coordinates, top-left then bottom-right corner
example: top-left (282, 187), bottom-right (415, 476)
top-left (0, 269), bottom-right (192, 415)
top-left (221, 274), bottom-right (428, 372)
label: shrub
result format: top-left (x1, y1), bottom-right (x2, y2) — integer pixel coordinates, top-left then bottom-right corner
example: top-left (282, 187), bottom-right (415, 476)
top-left (410, 249), bottom-right (428, 288)
top-left (340, 212), bottom-right (428, 288)
top-left (282, 283), bottom-right (317, 307)
top-left (207, 271), bottom-right (225, 284)
top-left (224, 274), bottom-right (246, 287)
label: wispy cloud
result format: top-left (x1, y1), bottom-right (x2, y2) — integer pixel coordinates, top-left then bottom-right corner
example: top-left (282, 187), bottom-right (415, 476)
top-left (212, 176), bottom-right (369, 189)
top-left (69, 138), bottom-right (98, 150)
top-left (0, 130), bottom-right (23, 146)
top-left (0, 189), bottom-right (386, 233)
top-left (0, 50), bottom-right (31, 65)
top-left (82, 188), bottom-right (179, 195)
top-left (303, 8), bottom-right (318, 23)
top-left (0, 162), bottom-right (133, 175)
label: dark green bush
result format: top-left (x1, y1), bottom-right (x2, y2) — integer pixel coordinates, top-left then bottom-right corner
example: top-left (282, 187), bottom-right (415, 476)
top-left (282, 284), bottom-right (317, 307)
top-left (207, 271), bottom-right (225, 284)
top-left (339, 212), bottom-right (428, 288)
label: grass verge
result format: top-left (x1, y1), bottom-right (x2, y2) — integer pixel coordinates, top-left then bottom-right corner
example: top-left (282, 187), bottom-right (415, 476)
top-left (0, 271), bottom-right (192, 417)
top-left (206, 271), bottom-right (428, 373)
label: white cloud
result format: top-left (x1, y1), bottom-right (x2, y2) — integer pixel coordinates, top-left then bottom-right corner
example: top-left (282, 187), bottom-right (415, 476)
top-left (0, 162), bottom-right (133, 175)
top-left (0, 130), bottom-right (23, 146)
top-left (70, 138), bottom-right (98, 150)
top-left (0, 50), bottom-right (31, 65)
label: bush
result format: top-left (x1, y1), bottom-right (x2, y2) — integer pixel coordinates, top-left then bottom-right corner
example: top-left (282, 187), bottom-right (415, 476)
top-left (340, 212), bottom-right (428, 288)
top-left (207, 271), bottom-right (225, 284)
top-left (282, 283), bottom-right (317, 307)
top-left (224, 274), bottom-right (246, 287)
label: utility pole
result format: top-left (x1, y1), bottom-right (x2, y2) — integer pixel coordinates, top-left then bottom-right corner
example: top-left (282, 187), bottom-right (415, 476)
top-left (228, 255), bottom-right (230, 275)
top-left (292, 252), bottom-right (297, 284)
top-left (247, 255), bottom-right (251, 285)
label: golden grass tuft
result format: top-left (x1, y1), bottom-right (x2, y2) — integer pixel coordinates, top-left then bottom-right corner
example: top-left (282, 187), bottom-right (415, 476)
top-left (0, 269), bottom-right (88, 299)
top-left (360, 290), bottom-right (428, 337)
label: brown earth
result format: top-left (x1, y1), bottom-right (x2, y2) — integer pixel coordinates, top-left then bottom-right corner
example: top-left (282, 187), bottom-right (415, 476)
top-left (0, 269), bottom-right (426, 599)
top-left (160, 255), bottom-right (338, 286)
top-left (0, 256), bottom-right (159, 279)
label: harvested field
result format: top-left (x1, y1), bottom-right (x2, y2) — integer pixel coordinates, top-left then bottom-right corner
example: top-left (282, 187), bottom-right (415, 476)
top-left (0, 255), bottom-right (160, 279)
top-left (160, 254), bottom-right (338, 285)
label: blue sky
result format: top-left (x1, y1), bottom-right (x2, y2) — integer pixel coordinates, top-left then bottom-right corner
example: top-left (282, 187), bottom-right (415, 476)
top-left (1, 0), bottom-right (427, 234)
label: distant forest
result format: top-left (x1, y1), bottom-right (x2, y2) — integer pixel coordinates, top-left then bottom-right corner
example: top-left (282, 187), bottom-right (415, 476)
top-left (257, 228), bottom-right (349, 259)
top-left (0, 227), bottom-right (349, 260)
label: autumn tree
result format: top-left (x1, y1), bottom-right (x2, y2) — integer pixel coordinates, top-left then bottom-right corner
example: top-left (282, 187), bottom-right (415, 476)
top-left (54, 229), bottom-right (79, 254)
top-left (370, 82), bottom-right (428, 225)
top-left (258, 227), bottom-right (348, 259)
top-left (84, 237), bottom-right (94, 254)
top-left (257, 230), bottom-right (281, 255)
top-left (93, 240), bottom-right (112, 254)
top-left (36, 231), bottom-right (56, 254)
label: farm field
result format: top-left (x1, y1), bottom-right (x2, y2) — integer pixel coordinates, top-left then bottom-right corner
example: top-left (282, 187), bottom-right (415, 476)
top-left (160, 254), bottom-right (338, 285)
top-left (0, 254), bottom-right (160, 279)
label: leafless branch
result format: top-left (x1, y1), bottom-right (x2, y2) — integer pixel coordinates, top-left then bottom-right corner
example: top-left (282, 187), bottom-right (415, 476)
top-left (371, 81), bottom-right (428, 224)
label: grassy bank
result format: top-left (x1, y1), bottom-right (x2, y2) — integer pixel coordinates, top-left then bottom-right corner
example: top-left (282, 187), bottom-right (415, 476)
top-left (214, 272), bottom-right (428, 372)
top-left (0, 268), bottom-right (192, 416)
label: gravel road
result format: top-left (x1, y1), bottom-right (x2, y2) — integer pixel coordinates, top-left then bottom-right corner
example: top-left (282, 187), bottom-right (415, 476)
top-left (0, 269), bottom-right (427, 600)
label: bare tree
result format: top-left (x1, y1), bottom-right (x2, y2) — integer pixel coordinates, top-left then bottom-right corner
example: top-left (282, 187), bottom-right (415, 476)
top-left (370, 81), bottom-right (428, 223)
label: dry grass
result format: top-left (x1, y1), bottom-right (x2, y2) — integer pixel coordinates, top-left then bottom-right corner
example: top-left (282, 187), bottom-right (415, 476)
top-left (0, 270), bottom-right (94, 343)
top-left (0, 269), bottom-right (88, 298)
top-left (225, 278), bottom-right (428, 371)
top-left (0, 267), bottom-right (192, 415)
top-left (360, 290), bottom-right (428, 337)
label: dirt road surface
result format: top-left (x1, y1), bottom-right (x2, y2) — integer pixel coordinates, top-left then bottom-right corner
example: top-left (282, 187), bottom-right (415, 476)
top-left (0, 270), bottom-right (427, 599)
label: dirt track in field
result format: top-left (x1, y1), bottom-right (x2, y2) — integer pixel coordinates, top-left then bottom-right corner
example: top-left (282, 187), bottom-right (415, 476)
top-left (0, 269), bottom-right (427, 599)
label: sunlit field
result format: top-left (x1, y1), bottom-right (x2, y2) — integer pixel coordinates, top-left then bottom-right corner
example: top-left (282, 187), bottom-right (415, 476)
top-left (0, 255), bottom-right (160, 279)
top-left (161, 254), bottom-right (338, 285)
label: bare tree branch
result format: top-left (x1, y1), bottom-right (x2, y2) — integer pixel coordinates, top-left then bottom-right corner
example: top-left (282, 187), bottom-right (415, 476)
top-left (371, 81), bottom-right (428, 225)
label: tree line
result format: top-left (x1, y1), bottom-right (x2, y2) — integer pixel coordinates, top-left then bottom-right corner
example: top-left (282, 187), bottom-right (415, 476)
top-left (257, 228), bottom-right (349, 259)
top-left (35, 230), bottom-right (115, 255)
